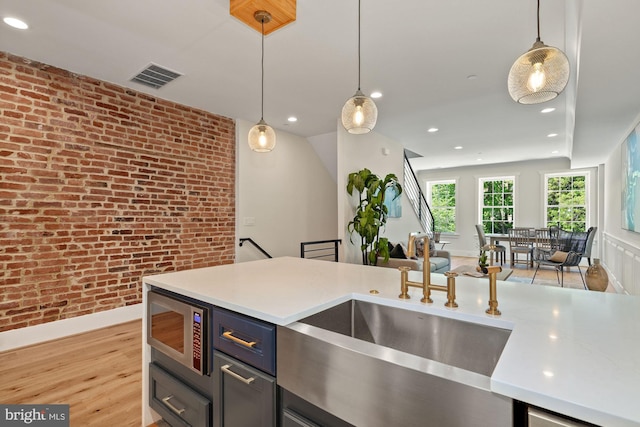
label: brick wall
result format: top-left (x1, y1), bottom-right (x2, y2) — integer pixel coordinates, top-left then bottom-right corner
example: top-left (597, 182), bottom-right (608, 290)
top-left (0, 52), bottom-right (236, 332)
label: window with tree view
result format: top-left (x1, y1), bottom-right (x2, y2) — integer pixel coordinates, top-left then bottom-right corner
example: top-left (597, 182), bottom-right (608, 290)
top-left (480, 177), bottom-right (514, 234)
top-left (427, 180), bottom-right (456, 233)
top-left (545, 173), bottom-right (588, 232)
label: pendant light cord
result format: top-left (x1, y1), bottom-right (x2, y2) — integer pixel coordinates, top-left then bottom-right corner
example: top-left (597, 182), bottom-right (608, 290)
top-left (357, 0), bottom-right (361, 91)
top-left (260, 18), bottom-right (265, 120)
top-left (536, 0), bottom-right (541, 42)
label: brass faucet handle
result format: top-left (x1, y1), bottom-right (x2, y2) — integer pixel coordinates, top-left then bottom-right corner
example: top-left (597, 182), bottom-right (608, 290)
top-left (485, 268), bottom-right (501, 316)
top-left (398, 266), bottom-right (411, 299)
top-left (443, 272), bottom-right (459, 308)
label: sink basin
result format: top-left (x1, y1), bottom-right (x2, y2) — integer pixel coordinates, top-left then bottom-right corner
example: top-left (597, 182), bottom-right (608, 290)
top-left (299, 299), bottom-right (511, 377)
top-left (278, 298), bottom-right (514, 426)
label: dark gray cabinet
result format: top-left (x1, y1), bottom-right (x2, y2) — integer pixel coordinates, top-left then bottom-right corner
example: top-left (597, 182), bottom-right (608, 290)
top-left (149, 363), bottom-right (211, 427)
top-left (283, 409), bottom-right (321, 427)
top-left (213, 351), bottom-right (276, 427)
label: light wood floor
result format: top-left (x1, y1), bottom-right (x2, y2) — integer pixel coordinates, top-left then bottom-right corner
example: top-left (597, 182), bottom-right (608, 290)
top-left (0, 320), bottom-right (142, 427)
top-left (0, 259), bottom-right (610, 427)
top-left (451, 256), bottom-right (615, 291)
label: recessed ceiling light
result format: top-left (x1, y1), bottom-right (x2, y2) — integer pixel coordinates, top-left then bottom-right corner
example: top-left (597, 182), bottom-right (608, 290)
top-left (547, 133), bottom-right (558, 138)
top-left (370, 91), bottom-right (382, 99)
top-left (543, 370), bottom-right (555, 378)
top-left (3, 17), bottom-right (28, 30)
top-left (427, 127), bottom-right (439, 133)
top-left (287, 116), bottom-right (297, 122)
top-left (551, 150), bottom-right (559, 154)
top-left (477, 158), bottom-right (483, 161)
top-left (541, 107), bottom-right (556, 113)
top-left (454, 146), bottom-right (463, 150)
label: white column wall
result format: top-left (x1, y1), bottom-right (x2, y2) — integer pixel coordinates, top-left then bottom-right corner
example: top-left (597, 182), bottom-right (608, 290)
top-left (236, 119), bottom-right (338, 262)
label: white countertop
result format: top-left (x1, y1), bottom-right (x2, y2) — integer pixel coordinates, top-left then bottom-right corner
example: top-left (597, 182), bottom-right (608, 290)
top-left (144, 257), bottom-right (640, 427)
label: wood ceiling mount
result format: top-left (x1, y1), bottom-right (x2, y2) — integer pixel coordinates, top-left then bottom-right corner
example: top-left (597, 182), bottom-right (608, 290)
top-left (230, 0), bottom-right (297, 35)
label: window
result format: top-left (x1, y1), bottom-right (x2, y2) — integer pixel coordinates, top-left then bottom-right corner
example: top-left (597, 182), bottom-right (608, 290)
top-left (426, 180), bottom-right (456, 233)
top-left (480, 177), bottom-right (514, 234)
top-left (545, 173), bottom-right (588, 232)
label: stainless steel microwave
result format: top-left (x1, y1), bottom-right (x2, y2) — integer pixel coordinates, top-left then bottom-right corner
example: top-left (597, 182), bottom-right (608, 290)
top-left (147, 289), bottom-right (210, 376)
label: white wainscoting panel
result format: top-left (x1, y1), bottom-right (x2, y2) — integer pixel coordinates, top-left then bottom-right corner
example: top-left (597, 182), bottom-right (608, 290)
top-left (602, 232), bottom-right (640, 295)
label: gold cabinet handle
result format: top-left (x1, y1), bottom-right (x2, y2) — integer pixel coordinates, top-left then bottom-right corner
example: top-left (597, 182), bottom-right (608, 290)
top-left (221, 364), bottom-right (255, 385)
top-left (222, 331), bottom-right (256, 348)
top-left (161, 395), bottom-right (185, 416)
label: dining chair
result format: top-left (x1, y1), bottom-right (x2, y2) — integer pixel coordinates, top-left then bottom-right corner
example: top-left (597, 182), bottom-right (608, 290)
top-left (530, 228), bottom-right (558, 278)
top-left (533, 228), bottom-right (556, 256)
top-left (475, 224), bottom-right (505, 265)
top-left (582, 226), bottom-right (597, 266)
top-left (508, 227), bottom-right (534, 268)
top-left (531, 227), bottom-right (593, 288)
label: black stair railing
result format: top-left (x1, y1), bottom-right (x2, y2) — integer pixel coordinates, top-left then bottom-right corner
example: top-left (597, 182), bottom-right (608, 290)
top-left (300, 239), bottom-right (342, 262)
top-left (403, 152), bottom-right (435, 234)
top-left (239, 238), bottom-right (272, 258)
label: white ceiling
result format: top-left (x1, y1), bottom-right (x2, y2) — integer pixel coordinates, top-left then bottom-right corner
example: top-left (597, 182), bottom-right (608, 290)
top-left (1, 0), bottom-right (639, 171)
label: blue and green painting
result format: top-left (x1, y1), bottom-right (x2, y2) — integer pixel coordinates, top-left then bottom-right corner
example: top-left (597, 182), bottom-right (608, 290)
top-left (622, 124), bottom-right (640, 232)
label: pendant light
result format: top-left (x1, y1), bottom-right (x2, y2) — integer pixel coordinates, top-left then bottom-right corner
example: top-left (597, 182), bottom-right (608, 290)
top-left (248, 11), bottom-right (276, 152)
top-left (341, 0), bottom-right (377, 134)
top-left (507, 0), bottom-right (570, 104)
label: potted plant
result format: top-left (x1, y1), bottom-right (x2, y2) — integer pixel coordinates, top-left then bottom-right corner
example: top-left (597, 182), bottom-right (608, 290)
top-left (478, 249), bottom-right (489, 274)
top-left (346, 168), bottom-right (402, 265)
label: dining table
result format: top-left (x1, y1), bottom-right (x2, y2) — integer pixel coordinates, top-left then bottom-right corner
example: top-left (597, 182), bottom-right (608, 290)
top-left (486, 230), bottom-right (541, 265)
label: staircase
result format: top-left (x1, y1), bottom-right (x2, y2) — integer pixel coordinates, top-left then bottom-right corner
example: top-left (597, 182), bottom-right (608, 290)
top-left (403, 151), bottom-right (435, 235)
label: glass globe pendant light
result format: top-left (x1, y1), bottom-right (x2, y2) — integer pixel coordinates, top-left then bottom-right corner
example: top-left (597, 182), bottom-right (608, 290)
top-left (248, 11), bottom-right (276, 152)
top-left (507, 0), bottom-right (570, 104)
top-left (341, 0), bottom-right (377, 134)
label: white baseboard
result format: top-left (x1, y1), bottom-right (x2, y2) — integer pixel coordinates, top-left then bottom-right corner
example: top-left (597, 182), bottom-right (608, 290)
top-left (0, 303), bottom-right (143, 353)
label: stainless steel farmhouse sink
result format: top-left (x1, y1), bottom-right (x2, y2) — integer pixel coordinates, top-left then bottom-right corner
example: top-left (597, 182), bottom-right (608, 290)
top-left (277, 299), bottom-right (514, 427)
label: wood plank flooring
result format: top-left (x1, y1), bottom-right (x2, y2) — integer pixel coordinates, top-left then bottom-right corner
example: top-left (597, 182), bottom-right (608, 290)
top-left (0, 258), bottom-right (612, 427)
top-left (451, 256), bottom-right (614, 292)
top-left (0, 320), bottom-right (142, 427)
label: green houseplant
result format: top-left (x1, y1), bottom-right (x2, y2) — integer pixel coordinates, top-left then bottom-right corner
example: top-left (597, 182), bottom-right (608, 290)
top-left (347, 168), bottom-right (402, 265)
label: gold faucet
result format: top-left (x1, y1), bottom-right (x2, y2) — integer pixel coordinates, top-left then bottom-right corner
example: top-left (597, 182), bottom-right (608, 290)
top-left (398, 233), bottom-right (458, 307)
top-left (482, 265), bottom-right (502, 316)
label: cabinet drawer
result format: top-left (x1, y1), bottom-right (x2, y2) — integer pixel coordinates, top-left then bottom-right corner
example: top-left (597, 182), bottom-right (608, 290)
top-left (213, 307), bottom-right (276, 375)
top-left (213, 351), bottom-right (276, 427)
top-left (283, 409), bottom-right (321, 427)
top-left (149, 363), bottom-right (211, 427)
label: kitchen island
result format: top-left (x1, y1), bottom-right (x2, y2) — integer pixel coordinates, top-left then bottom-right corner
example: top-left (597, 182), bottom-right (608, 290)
top-left (143, 257), bottom-right (640, 427)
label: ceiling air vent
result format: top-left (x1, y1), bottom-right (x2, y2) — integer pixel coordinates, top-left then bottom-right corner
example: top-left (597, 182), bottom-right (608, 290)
top-left (130, 64), bottom-right (182, 89)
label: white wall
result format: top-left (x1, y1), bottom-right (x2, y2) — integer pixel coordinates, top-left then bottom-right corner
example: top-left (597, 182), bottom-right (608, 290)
top-left (602, 117), bottom-right (640, 294)
top-left (337, 124), bottom-right (421, 265)
top-left (236, 119), bottom-right (338, 262)
top-left (417, 158), bottom-right (599, 258)
top-left (308, 132), bottom-right (338, 184)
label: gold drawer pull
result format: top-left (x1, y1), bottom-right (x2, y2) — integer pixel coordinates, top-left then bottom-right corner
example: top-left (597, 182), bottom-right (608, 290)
top-left (222, 331), bottom-right (256, 348)
top-left (221, 364), bottom-right (255, 385)
top-left (162, 395), bottom-right (186, 416)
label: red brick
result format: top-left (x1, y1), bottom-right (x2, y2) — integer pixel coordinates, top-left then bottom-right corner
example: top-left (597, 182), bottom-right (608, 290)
top-left (0, 52), bottom-right (235, 332)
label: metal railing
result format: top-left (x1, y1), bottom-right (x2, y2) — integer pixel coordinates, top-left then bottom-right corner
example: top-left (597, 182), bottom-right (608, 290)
top-left (238, 238), bottom-right (272, 258)
top-left (300, 239), bottom-right (342, 262)
top-left (403, 152), bottom-right (435, 234)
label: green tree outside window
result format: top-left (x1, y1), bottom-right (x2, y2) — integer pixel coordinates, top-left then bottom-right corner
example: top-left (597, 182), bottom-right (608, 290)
top-left (480, 177), bottom-right (514, 234)
top-left (429, 181), bottom-right (456, 233)
top-left (545, 174), bottom-right (587, 232)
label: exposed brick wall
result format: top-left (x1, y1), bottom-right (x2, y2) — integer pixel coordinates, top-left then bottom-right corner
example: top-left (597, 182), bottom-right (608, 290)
top-left (0, 52), bottom-right (236, 332)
